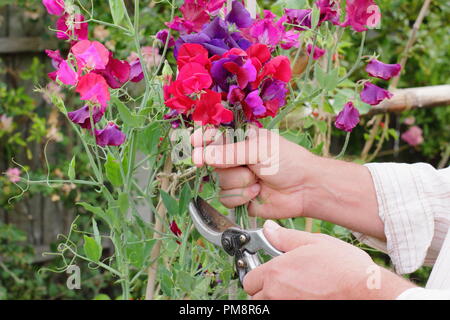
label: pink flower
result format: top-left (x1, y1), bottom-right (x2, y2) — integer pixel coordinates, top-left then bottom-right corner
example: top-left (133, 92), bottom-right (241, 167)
top-left (128, 59), bottom-right (144, 83)
top-left (306, 44), bottom-right (326, 60)
top-left (192, 90), bottom-right (234, 125)
top-left (334, 102), bottom-right (360, 132)
top-left (46, 49), bottom-right (64, 80)
top-left (56, 13), bottom-right (88, 41)
top-left (401, 126), bottom-right (423, 147)
top-left (280, 30), bottom-right (300, 50)
top-left (6, 168), bottom-right (21, 183)
top-left (76, 73), bottom-right (110, 108)
top-left (95, 122), bottom-right (126, 147)
top-left (170, 220), bottom-right (182, 244)
top-left (97, 53), bottom-right (130, 89)
top-left (68, 105), bottom-right (105, 129)
top-left (71, 40), bottom-right (110, 70)
top-left (360, 82), bottom-right (393, 106)
top-left (0, 115), bottom-right (13, 133)
top-left (366, 59), bottom-right (402, 80)
top-left (42, 0), bottom-right (65, 16)
top-left (156, 29), bottom-right (175, 48)
top-left (177, 62), bottom-right (212, 94)
top-left (316, 0), bottom-right (340, 25)
top-left (56, 60), bottom-right (79, 85)
top-left (341, 0), bottom-right (381, 32)
top-left (141, 46), bottom-right (162, 70)
top-left (403, 116), bottom-right (415, 126)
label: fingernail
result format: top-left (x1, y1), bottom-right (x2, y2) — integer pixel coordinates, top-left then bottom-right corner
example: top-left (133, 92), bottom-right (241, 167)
top-left (264, 220), bottom-right (280, 232)
top-left (250, 183), bottom-right (260, 194)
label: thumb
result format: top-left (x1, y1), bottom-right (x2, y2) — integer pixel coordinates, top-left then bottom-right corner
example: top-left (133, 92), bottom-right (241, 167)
top-left (263, 220), bottom-right (318, 252)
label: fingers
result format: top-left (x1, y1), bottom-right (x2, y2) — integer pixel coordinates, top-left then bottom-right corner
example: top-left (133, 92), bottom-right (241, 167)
top-left (219, 184), bottom-right (261, 208)
top-left (242, 265), bottom-right (265, 296)
top-left (190, 127), bottom-right (221, 147)
top-left (215, 167), bottom-right (257, 190)
top-left (263, 220), bottom-right (318, 252)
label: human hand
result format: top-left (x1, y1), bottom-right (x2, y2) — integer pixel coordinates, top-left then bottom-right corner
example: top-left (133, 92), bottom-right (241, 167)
top-left (243, 220), bottom-right (416, 300)
top-left (191, 126), bottom-right (315, 220)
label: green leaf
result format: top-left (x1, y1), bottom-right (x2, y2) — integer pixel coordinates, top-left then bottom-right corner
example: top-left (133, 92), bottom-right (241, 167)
top-left (108, 0), bottom-right (126, 26)
top-left (315, 65), bottom-right (339, 92)
top-left (105, 153), bottom-right (123, 187)
top-left (177, 271), bottom-right (194, 292)
top-left (112, 96), bottom-right (145, 128)
top-left (311, 6), bottom-right (321, 29)
top-left (83, 235), bottom-right (102, 262)
top-left (77, 202), bottom-right (107, 221)
top-left (68, 156), bottom-right (76, 181)
top-left (136, 123), bottom-right (161, 156)
top-left (178, 184), bottom-right (192, 215)
top-left (92, 219), bottom-right (101, 248)
top-left (160, 190), bottom-right (179, 217)
top-left (93, 294), bottom-right (111, 300)
top-left (117, 192), bottom-right (129, 216)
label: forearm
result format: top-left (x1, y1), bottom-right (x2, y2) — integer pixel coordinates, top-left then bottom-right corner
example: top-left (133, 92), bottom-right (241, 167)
top-left (302, 155), bottom-right (385, 240)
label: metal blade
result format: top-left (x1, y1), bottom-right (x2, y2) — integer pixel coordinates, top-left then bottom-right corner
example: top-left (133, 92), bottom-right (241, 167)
top-left (188, 197), bottom-right (239, 247)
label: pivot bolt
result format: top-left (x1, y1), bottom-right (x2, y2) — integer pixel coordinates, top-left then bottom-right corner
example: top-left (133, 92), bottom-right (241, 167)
top-left (239, 235), bottom-right (247, 244)
top-left (237, 259), bottom-right (246, 269)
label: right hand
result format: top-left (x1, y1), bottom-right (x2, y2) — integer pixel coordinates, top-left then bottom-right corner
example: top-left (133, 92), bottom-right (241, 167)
top-left (191, 126), bottom-right (316, 220)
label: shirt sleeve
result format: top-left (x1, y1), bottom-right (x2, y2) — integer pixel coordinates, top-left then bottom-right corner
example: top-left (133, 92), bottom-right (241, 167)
top-left (352, 163), bottom-right (450, 275)
top-left (397, 287), bottom-right (450, 300)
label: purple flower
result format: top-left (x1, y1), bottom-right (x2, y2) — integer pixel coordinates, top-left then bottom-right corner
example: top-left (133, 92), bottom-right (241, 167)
top-left (226, 0), bottom-right (253, 28)
top-left (68, 105), bottom-right (105, 129)
top-left (306, 44), bottom-right (326, 60)
top-left (156, 29), bottom-right (175, 48)
top-left (245, 90), bottom-right (266, 116)
top-left (334, 102), bottom-right (360, 132)
top-left (95, 122), bottom-right (126, 147)
top-left (316, 0), bottom-right (340, 25)
top-left (366, 59), bottom-right (401, 81)
top-left (285, 9), bottom-right (312, 30)
top-left (360, 82), bottom-right (393, 106)
top-left (260, 79), bottom-right (288, 117)
top-left (129, 59), bottom-right (144, 82)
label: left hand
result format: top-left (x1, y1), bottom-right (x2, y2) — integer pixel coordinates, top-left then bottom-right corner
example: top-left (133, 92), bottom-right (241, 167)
top-left (243, 220), bottom-right (416, 300)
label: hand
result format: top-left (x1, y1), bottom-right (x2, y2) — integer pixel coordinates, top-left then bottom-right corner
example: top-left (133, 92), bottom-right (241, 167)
top-left (191, 126), bottom-right (315, 220)
top-left (191, 126), bottom-right (385, 239)
top-left (243, 220), bottom-right (416, 300)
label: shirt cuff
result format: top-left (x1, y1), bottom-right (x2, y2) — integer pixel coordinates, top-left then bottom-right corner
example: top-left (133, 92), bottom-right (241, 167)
top-left (397, 287), bottom-right (450, 300)
top-left (353, 163), bottom-right (435, 274)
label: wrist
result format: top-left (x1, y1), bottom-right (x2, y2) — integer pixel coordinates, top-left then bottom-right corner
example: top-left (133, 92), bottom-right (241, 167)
top-left (364, 267), bottom-right (417, 300)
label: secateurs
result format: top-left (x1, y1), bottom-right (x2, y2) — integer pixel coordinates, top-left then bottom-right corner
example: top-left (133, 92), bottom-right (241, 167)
top-left (188, 197), bottom-right (283, 284)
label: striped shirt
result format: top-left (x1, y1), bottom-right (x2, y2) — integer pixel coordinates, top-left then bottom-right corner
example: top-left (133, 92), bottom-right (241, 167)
top-left (353, 163), bottom-right (450, 299)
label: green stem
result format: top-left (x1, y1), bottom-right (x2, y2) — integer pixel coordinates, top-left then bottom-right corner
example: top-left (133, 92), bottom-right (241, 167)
top-left (336, 131), bottom-right (351, 159)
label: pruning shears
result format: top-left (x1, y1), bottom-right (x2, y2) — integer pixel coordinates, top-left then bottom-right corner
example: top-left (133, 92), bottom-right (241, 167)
top-left (188, 197), bottom-right (283, 284)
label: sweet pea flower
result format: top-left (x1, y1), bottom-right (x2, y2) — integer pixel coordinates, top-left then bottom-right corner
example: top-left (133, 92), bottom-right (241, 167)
top-left (260, 79), bottom-right (288, 117)
top-left (128, 59), bottom-right (145, 83)
top-left (226, 0), bottom-right (253, 28)
top-left (0, 115), bottom-right (13, 133)
top-left (95, 122), bottom-right (126, 147)
top-left (6, 168), bottom-right (21, 183)
top-left (280, 30), bottom-right (300, 50)
top-left (156, 29), bottom-right (175, 48)
top-left (366, 59), bottom-right (402, 80)
top-left (71, 40), bottom-right (110, 70)
top-left (307, 44), bottom-right (326, 60)
top-left (56, 60), bottom-right (79, 85)
top-left (98, 54), bottom-right (131, 89)
top-left (170, 220), bottom-right (183, 244)
top-left (166, 1), bottom-right (210, 34)
top-left (177, 62), bottom-right (212, 94)
top-left (223, 59), bottom-right (257, 89)
top-left (67, 105), bottom-right (105, 129)
top-left (316, 0), bottom-right (340, 25)
top-left (360, 82), bottom-right (393, 106)
top-left (192, 90), bottom-right (233, 125)
top-left (177, 43), bottom-right (210, 69)
top-left (285, 9), bottom-right (312, 31)
top-left (42, 0), bottom-right (65, 16)
top-left (244, 90), bottom-right (266, 116)
top-left (76, 73), bottom-right (111, 107)
top-left (401, 126), bottom-right (424, 147)
top-left (46, 49), bottom-right (64, 80)
top-left (254, 55), bottom-right (292, 88)
top-left (56, 13), bottom-right (88, 41)
top-left (334, 102), bottom-right (360, 132)
top-left (341, 0), bottom-right (381, 32)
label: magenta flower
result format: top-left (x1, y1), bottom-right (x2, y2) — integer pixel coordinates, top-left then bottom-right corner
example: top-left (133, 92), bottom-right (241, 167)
top-left (95, 122), bottom-right (126, 147)
top-left (249, 18), bottom-right (284, 48)
top-left (401, 126), bottom-right (423, 147)
top-left (244, 90), bottom-right (266, 116)
top-left (46, 49), bottom-right (64, 80)
top-left (128, 59), bottom-right (145, 83)
top-left (67, 105), bottom-right (104, 129)
top-left (334, 102), bottom-right (360, 132)
top-left (170, 220), bottom-right (182, 244)
top-left (156, 29), bottom-right (175, 48)
top-left (285, 9), bottom-right (312, 30)
top-left (360, 82), bottom-right (393, 106)
top-left (56, 60), bottom-right (79, 85)
top-left (316, 0), bottom-right (340, 25)
top-left (341, 0), bottom-right (381, 32)
top-left (42, 0), bottom-right (65, 16)
top-left (56, 13), bottom-right (88, 41)
top-left (5, 168), bottom-right (21, 183)
top-left (76, 73), bottom-right (111, 107)
top-left (366, 59), bottom-right (401, 80)
top-left (307, 44), bottom-right (326, 60)
top-left (71, 40), bottom-right (110, 70)
top-left (280, 30), bottom-right (300, 50)
top-left (98, 54), bottom-right (131, 89)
